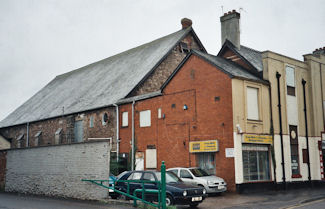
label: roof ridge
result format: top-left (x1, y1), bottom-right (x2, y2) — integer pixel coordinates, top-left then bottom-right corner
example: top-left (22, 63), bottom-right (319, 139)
top-left (56, 27), bottom-right (192, 79)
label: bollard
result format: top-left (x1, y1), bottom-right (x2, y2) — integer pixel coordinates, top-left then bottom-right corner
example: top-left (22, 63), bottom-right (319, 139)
top-left (161, 161), bottom-right (166, 209)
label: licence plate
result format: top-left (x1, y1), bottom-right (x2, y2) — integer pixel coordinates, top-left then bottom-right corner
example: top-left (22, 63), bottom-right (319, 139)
top-left (192, 197), bottom-right (202, 202)
top-left (218, 185), bottom-right (225, 189)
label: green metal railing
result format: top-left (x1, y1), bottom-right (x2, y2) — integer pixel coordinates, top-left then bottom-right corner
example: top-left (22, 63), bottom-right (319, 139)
top-left (82, 161), bottom-right (167, 209)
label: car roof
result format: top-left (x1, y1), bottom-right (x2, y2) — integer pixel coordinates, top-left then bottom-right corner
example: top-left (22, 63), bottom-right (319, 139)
top-left (167, 167), bottom-right (199, 170)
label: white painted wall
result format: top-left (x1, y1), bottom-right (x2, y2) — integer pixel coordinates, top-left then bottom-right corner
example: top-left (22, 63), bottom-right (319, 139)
top-left (5, 141), bottom-right (111, 200)
top-left (234, 132), bottom-right (243, 184)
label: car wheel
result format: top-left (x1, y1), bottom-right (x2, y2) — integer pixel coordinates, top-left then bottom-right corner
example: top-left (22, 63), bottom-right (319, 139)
top-left (189, 203), bottom-right (199, 208)
top-left (109, 193), bottom-right (120, 199)
top-left (166, 194), bottom-right (174, 206)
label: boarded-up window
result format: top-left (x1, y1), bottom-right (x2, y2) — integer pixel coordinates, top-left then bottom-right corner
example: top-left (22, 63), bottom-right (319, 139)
top-left (158, 108), bottom-right (162, 119)
top-left (140, 110), bottom-right (151, 127)
top-left (247, 87), bottom-right (259, 120)
top-left (302, 149), bottom-right (309, 163)
top-left (34, 131), bottom-right (42, 146)
top-left (122, 112), bottom-right (128, 127)
top-left (17, 134), bottom-right (24, 148)
top-left (146, 148), bottom-right (157, 169)
top-left (55, 128), bottom-right (62, 144)
top-left (89, 116), bottom-right (94, 128)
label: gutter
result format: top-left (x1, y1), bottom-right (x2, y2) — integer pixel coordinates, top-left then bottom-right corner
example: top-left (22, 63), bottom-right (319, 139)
top-left (113, 104), bottom-right (120, 162)
top-left (276, 72), bottom-right (286, 189)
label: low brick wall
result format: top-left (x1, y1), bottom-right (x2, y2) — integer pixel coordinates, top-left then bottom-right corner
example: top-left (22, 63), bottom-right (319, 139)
top-left (5, 140), bottom-right (111, 200)
top-left (0, 151), bottom-right (6, 191)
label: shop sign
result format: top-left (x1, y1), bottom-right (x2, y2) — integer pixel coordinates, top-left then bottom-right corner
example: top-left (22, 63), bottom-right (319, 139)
top-left (243, 134), bottom-right (272, 144)
top-left (189, 140), bottom-right (219, 153)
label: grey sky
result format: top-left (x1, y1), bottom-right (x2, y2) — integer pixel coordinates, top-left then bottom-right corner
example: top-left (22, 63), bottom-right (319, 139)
top-left (0, 0), bottom-right (324, 121)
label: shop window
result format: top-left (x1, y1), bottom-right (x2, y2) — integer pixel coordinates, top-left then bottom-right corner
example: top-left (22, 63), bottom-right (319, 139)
top-left (196, 153), bottom-right (216, 175)
top-left (242, 145), bottom-right (270, 182)
top-left (140, 110), bottom-right (151, 127)
top-left (290, 125), bottom-right (301, 177)
top-left (286, 66), bottom-right (295, 96)
top-left (89, 116), bottom-right (94, 128)
top-left (122, 112), bottom-right (128, 127)
top-left (246, 87), bottom-right (259, 120)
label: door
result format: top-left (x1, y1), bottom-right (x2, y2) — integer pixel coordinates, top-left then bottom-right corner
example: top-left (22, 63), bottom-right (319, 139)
top-left (197, 153), bottom-right (216, 174)
top-left (74, 120), bottom-right (83, 142)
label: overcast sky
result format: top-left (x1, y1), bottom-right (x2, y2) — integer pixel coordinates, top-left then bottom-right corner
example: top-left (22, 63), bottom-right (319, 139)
top-left (0, 0), bottom-right (324, 121)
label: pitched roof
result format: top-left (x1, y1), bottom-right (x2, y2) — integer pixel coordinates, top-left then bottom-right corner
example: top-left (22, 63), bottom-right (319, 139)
top-left (218, 40), bottom-right (263, 72)
top-left (161, 50), bottom-right (266, 90)
top-left (0, 27), bottom-right (199, 128)
top-left (193, 50), bottom-right (265, 82)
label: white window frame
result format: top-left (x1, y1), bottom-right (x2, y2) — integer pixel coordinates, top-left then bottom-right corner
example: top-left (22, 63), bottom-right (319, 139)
top-left (122, 112), bottom-right (128, 127)
top-left (140, 110), bottom-right (151, 127)
top-left (246, 86), bottom-right (260, 120)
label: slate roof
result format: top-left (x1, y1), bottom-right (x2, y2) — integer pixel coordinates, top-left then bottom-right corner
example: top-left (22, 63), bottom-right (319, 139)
top-left (0, 27), bottom-right (195, 128)
top-left (192, 50), bottom-right (265, 82)
top-left (218, 40), bottom-right (263, 72)
top-left (233, 45), bottom-right (263, 72)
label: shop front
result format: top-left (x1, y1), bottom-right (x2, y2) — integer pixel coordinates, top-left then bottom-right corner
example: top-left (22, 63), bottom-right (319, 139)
top-left (242, 134), bottom-right (272, 182)
top-left (189, 140), bottom-right (218, 175)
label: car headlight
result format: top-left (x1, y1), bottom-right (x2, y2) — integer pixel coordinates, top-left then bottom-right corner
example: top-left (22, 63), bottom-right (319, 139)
top-left (207, 180), bottom-right (214, 185)
top-left (203, 189), bottom-right (207, 195)
top-left (183, 190), bottom-right (187, 196)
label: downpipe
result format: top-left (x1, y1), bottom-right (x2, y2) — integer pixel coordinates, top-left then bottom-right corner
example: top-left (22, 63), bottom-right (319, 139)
top-left (276, 72), bottom-right (286, 189)
top-left (113, 104), bottom-right (120, 162)
top-left (131, 100), bottom-right (135, 171)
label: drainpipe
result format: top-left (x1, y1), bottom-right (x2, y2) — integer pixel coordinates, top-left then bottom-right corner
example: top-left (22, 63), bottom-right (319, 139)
top-left (131, 100), bottom-right (135, 171)
top-left (268, 83), bottom-right (277, 184)
top-left (26, 122), bottom-right (29, 147)
top-left (302, 79), bottom-right (312, 185)
top-left (276, 72), bottom-right (286, 189)
top-left (113, 104), bottom-right (120, 162)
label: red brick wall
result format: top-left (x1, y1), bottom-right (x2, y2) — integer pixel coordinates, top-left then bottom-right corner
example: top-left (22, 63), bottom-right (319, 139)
top-left (0, 151), bottom-right (6, 191)
top-left (119, 54), bottom-right (236, 191)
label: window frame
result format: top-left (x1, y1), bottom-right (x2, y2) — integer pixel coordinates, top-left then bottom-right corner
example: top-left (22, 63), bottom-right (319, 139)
top-left (246, 85), bottom-right (261, 121)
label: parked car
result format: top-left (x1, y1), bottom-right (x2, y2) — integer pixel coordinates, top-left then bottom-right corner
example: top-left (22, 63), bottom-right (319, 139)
top-left (167, 167), bottom-right (227, 194)
top-left (115, 170), bottom-right (207, 207)
top-left (109, 174), bottom-right (119, 199)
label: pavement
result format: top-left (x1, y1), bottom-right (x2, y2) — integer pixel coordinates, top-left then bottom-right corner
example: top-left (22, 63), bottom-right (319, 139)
top-left (1, 187), bottom-right (325, 209)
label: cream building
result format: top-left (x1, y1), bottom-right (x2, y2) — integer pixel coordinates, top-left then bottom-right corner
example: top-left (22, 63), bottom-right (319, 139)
top-left (219, 10), bottom-right (325, 191)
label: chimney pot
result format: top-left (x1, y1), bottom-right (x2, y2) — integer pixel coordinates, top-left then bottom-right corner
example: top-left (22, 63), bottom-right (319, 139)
top-left (224, 13), bottom-right (227, 15)
top-left (232, 9), bottom-right (236, 13)
top-left (228, 11), bottom-right (231, 14)
top-left (181, 18), bottom-right (192, 29)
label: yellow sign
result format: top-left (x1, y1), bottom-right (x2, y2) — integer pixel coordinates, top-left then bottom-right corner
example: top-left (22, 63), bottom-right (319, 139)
top-left (189, 140), bottom-right (219, 153)
top-left (243, 134), bottom-right (273, 144)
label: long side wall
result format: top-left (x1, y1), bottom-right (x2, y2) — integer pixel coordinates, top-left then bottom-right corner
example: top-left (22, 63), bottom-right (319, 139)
top-left (5, 141), bottom-right (111, 200)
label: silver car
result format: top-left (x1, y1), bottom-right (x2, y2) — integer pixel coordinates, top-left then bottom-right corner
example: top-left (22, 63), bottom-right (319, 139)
top-left (167, 167), bottom-right (227, 194)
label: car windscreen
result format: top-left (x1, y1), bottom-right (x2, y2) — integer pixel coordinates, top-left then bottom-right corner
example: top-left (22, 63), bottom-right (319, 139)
top-left (155, 172), bottom-right (183, 183)
top-left (190, 168), bottom-right (210, 177)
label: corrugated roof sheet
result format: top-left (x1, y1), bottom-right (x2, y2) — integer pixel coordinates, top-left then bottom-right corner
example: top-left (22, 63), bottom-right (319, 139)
top-left (193, 50), bottom-right (265, 82)
top-left (0, 28), bottom-right (192, 128)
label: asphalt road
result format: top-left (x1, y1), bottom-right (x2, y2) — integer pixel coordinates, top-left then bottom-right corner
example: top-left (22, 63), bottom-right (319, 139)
top-left (0, 193), bottom-right (133, 209)
top-left (288, 199), bottom-right (325, 209)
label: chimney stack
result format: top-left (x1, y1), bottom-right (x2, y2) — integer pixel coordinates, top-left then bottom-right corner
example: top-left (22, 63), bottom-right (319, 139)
top-left (220, 10), bottom-right (240, 49)
top-left (313, 47), bottom-right (325, 55)
top-left (181, 18), bottom-right (192, 29)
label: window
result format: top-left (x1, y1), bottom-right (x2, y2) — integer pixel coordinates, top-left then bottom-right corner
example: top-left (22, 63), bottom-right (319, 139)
top-left (140, 110), bottom-right (151, 127)
top-left (122, 112), bottom-right (128, 127)
top-left (142, 172), bottom-right (155, 181)
top-left (102, 112), bottom-right (109, 126)
top-left (127, 172), bottom-right (142, 180)
top-left (197, 153), bottom-right (216, 175)
top-left (179, 42), bottom-right (189, 53)
top-left (158, 108), bottom-right (162, 119)
top-left (290, 125), bottom-right (300, 177)
top-left (34, 131), bottom-right (42, 146)
top-left (74, 120), bottom-right (83, 142)
top-left (55, 128), bottom-right (62, 144)
top-left (16, 134), bottom-right (24, 148)
top-left (168, 169), bottom-right (178, 176)
top-left (89, 116), bottom-right (94, 128)
top-left (180, 169), bottom-right (192, 178)
top-left (242, 145), bottom-right (270, 181)
top-left (246, 87), bottom-right (259, 120)
top-left (286, 66), bottom-right (295, 96)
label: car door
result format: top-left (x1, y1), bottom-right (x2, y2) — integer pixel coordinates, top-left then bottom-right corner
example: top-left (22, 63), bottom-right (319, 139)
top-left (141, 172), bottom-right (158, 201)
top-left (180, 169), bottom-right (195, 184)
top-left (126, 171), bottom-right (143, 194)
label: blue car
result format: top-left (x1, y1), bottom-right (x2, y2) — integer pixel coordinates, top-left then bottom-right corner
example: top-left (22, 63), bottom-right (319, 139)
top-left (115, 170), bottom-right (207, 207)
